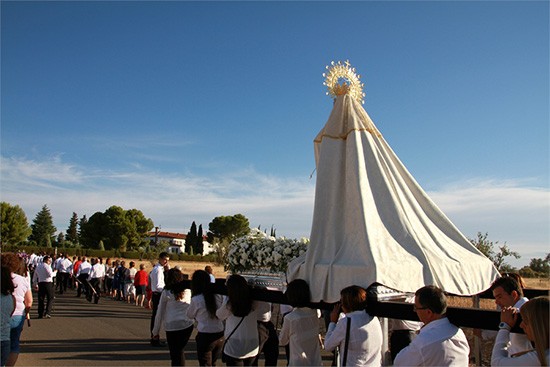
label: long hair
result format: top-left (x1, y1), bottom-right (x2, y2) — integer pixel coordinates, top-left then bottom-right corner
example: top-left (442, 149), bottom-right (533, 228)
top-left (1, 266), bottom-right (15, 295)
top-left (191, 270), bottom-right (217, 318)
top-left (520, 296), bottom-right (549, 366)
top-left (226, 274), bottom-right (252, 317)
top-left (164, 268), bottom-right (185, 301)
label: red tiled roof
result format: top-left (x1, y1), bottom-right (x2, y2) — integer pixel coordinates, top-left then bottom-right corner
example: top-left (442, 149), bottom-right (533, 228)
top-left (148, 231), bottom-right (186, 240)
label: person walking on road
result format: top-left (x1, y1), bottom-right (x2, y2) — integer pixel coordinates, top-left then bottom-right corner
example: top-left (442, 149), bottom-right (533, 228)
top-left (89, 258), bottom-right (105, 304)
top-left (32, 256), bottom-right (54, 319)
top-left (150, 252), bottom-right (169, 347)
top-left (76, 257), bottom-right (92, 298)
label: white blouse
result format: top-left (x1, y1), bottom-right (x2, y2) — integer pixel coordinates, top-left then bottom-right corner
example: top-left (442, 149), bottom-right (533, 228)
top-left (324, 310), bottom-right (383, 367)
top-left (279, 307), bottom-right (323, 366)
top-left (491, 329), bottom-right (548, 366)
top-left (216, 298), bottom-right (259, 359)
top-left (186, 294), bottom-right (224, 333)
top-left (152, 288), bottom-right (193, 335)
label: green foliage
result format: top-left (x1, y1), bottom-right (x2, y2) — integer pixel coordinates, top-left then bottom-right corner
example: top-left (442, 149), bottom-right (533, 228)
top-left (207, 214), bottom-right (250, 264)
top-left (470, 232), bottom-right (520, 271)
top-left (80, 206), bottom-right (154, 252)
top-left (29, 204), bottom-right (57, 248)
top-left (66, 212), bottom-right (79, 244)
top-left (528, 255), bottom-right (550, 278)
top-left (186, 221), bottom-right (197, 254)
top-left (1, 202), bottom-right (31, 246)
top-left (196, 224), bottom-right (204, 255)
top-left (98, 240), bottom-right (105, 251)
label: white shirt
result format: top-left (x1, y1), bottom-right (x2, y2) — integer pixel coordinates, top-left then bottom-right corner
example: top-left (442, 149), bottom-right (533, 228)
top-left (216, 298), bottom-right (260, 359)
top-left (33, 262), bottom-right (53, 283)
top-left (491, 329), bottom-right (547, 366)
top-left (507, 297), bottom-right (532, 356)
top-left (89, 263), bottom-right (106, 279)
top-left (77, 261), bottom-right (91, 276)
top-left (11, 273), bottom-right (31, 316)
top-left (58, 258), bottom-right (72, 273)
top-left (150, 263), bottom-right (165, 293)
top-left (325, 310), bottom-right (383, 367)
top-left (152, 288), bottom-right (193, 335)
top-left (53, 257), bottom-right (63, 271)
top-left (394, 317), bottom-right (469, 366)
top-left (186, 294), bottom-right (224, 333)
top-left (279, 307), bottom-right (323, 366)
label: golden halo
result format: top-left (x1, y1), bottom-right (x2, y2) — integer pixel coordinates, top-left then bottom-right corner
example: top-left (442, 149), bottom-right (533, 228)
top-left (322, 60), bottom-right (365, 104)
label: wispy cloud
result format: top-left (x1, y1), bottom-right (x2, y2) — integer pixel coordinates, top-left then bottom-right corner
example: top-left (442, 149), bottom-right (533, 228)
top-left (1, 155), bottom-right (547, 267)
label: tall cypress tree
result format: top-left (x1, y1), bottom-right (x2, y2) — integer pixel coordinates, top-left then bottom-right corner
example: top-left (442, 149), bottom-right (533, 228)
top-left (29, 204), bottom-right (57, 247)
top-left (186, 221), bottom-right (197, 254)
top-left (66, 212), bottom-right (79, 244)
top-left (195, 224), bottom-right (204, 255)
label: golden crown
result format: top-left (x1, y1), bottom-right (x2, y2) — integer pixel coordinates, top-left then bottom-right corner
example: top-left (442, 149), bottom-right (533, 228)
top-left (323, 60), bottom-right (365, 104)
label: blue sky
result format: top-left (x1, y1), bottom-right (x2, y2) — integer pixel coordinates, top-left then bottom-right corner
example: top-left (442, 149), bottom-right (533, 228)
top-left (1, 1), bottom-right (548, 267)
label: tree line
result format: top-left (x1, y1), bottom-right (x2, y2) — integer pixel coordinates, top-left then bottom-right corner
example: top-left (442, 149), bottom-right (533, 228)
top-left (1, 201), bottom-right (548, 277)
top-left (0, 202), bottom-right (251, 259)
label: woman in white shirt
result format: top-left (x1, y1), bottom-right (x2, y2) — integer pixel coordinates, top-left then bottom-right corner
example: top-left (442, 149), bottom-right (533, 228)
top-left (279, 279), bottom-right (323, 366)
top-left (187, 270), bottom-right (224, 366)
top-left (491, 296), bottom-right (549, 366)
top-left (1, 253), bottom-right (33, 366)
top-left (216, 274), bottom-right (259, 366)
top-left (324, 285), bottom-right (383, 367)
top-left (152, 268), bottom-right (194, 366)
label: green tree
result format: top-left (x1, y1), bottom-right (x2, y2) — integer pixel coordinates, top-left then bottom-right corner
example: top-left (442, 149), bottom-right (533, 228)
top-left (208, 214), bottom-right (250, 263)
top-left (29, 205), bottom-right (57, 247)
top-left (0, 202), bottom-right (31, 246)
top-left (56, 232), bottom-right (65, 246)
top-left (196, 224), bottom-right (204, 255)
top-left (66, 212), bottom-right (79, 244)
top-left (528, 255), bottom-right (550, 277)
top-left (186, 221), bottom-right (197, 254)
top-left (470, 232), bottom-right (520, 271)
top-left (80, 206), bottom-right (154, 251)
top-left (78, 215), bottom-right (88, 244)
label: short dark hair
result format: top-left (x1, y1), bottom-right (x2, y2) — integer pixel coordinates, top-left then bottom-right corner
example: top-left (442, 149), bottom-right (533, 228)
top-left (490, 277), bottom-right (523, 298)
top-left (159, 252), bottom-right (169, 260)
top-left (415, 285), bottom-right (447, 315)
top-left (285, 279), bottom-right (311, 308)
top-left (341, 285), bottom-right (367, 312)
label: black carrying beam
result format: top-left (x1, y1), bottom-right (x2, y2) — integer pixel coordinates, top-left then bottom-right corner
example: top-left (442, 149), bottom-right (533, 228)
top-left (177, 278), bottom-right (548, 334)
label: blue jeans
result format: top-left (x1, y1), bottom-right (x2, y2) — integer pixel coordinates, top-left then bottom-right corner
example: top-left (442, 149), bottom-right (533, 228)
top-left (10, 315), bottom-right (25, 353)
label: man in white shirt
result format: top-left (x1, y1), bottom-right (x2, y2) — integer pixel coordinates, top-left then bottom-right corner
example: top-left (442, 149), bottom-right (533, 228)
top-left (58, 254), bottom-right (72, 294)
top-left (76, 257), bottom-right (92, 298)
top-left (149, 252), bottom-right (169, 347)
top-left (394, 285), bottom-right (469, 366)
top-left (33, 255), bottom-right (54, 318)
top-left (89, 258), bottom-right (106, 304)
top-left (489, 276), bottom-right (531, 355)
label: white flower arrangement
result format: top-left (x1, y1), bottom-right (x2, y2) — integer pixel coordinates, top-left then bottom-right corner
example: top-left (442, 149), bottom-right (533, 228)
top-left (226, 228), bottom-right (309, 273)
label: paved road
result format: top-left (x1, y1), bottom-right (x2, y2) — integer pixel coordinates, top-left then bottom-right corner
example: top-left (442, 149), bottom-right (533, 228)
top-left (18, 287), bottom-right (332, 366)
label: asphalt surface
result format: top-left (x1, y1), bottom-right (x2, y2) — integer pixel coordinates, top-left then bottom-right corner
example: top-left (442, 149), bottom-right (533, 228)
top-left (17, 287), bottom-right (332, 366)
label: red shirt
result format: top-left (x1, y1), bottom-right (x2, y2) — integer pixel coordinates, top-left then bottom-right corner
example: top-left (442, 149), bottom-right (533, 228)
top-left (134, 270), bottom-right (148, 286)
top-left (73, 260), bottom-right (82, 275)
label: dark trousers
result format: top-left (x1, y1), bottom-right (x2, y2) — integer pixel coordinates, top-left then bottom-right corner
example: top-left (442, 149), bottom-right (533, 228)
top-left (77, 274), bottom-right (90, 297)
top-left (252, 321), bottom-right (279, 366)
top-left (390, 330), bottom-right (415, 362)
top-left (166, 325), bottom-right (194, 366)
top-left (195, 331), bottom-right (224, 366)
top-left (222, 355), bottom-right (255, 367)
top-left (58, 272), bottom-right (69, 293)
top-left (38, 282), bottom-right (54, 317)
top-left (89, 278), bottom-right (102, 303)
top-left (150, 292), bottom-right (162, 334)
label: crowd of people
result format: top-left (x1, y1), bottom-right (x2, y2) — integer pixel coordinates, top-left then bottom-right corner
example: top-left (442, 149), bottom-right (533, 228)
top-left (1, 250), bottom-right (548, 367)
